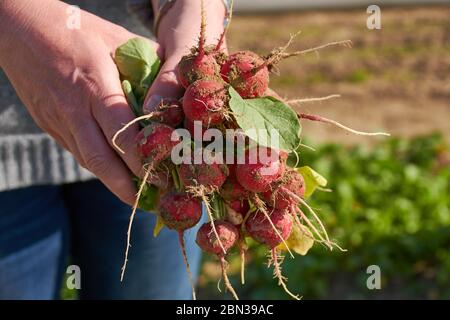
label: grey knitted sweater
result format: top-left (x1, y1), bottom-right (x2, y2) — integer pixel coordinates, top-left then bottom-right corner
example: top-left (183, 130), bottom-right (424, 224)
top-left (0, 0), bottom-right (156, 191)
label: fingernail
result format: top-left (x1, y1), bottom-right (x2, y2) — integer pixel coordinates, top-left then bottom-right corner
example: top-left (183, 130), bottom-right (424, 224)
top-left (143, 94), bottom-right (163, 114)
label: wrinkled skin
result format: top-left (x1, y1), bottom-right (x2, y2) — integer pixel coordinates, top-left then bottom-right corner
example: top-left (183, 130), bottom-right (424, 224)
top-left (0, 0), bottom-right (227, 205)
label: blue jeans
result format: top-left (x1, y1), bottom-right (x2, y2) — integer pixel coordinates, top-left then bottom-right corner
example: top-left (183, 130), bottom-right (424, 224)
top-left (0, 180), bottom-right (202, 300)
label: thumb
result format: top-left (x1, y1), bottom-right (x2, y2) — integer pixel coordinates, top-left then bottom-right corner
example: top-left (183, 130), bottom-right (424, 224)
top-left (143, 55), bottom-right (185, 113)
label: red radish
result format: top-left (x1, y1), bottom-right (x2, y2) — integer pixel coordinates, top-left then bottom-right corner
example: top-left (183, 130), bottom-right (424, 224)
top-left (182, 78), bottom-right (228, 127)
top-left (245, 208), bottom-right (293, 248)
top-left (159, 192), bottom-right (202, 231)
top-left (225, 199), bottom-right (250, 225)
top-left (196, 220), bottom-right (239, 255)
top-left (220, 50), bottom-right (269, 98)
top-left (196, 220), bottom-right (240, 300)
top-left (136, 123), bottom-right (179, 166)
top-left (136, 123), bottom-right (179, 165)
top-left (147, 169), bottom-right (173, 191)
top-left (158, 191), bottom-right (203, 300)
top-left (262, 169), bottom-right (305, 210)
top-left (235, 147), bottom-right (285, 193)
top-left (179, 160), bottom-right (228, 189)
top-left (221, 174), bottom-right (250, 201)
top-left (143, 98), bottom-right (184, 127)
top-left (298, 112), bottom-right (391, 137)
top-left (178, 51), bottom-right (220, 88)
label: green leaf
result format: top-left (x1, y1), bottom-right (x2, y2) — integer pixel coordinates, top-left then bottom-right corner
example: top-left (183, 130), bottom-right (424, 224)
top-left (153, 215), bottom-right (165, 237)
top-left (277, 223), bottom-right (314, 255)
top-left (297, 166), bottom-right (327, 198)
top-left (114, 37), bottom-right (161, 92)
top-left (228, 87), bottom-right (302, 152)
top-left (133, 177), bottom-right (160, 211)
top-left (121, 80), bottom-right (141, 117)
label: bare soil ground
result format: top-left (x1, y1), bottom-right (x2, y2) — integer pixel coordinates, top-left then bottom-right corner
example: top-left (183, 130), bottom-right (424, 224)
top-left (227, 6), bottom-right (450, 145)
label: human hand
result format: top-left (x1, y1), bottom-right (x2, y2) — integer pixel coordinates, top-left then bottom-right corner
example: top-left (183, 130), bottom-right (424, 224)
top-left (144, 0), bottom-right (227, 110)
top-left (0, 0), bottom-right (161, 204)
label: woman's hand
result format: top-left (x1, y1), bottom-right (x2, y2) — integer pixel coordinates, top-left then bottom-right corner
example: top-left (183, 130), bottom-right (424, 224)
top-left (0, 0), bottom-right (161, 205)
top-left (144, 0), bottom-right (227, 109)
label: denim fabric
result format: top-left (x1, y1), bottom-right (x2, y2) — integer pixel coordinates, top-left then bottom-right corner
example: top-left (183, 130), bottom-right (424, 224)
top-left (0, 180), bottom-right (202, 300)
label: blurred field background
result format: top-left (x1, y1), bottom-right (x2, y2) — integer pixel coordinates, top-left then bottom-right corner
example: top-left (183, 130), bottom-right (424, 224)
top-left (196, 4), bottom-right (450, 299)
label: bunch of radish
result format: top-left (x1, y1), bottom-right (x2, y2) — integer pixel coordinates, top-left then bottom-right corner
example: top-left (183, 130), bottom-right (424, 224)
top-left (112, 0), bottom-right (389, 300)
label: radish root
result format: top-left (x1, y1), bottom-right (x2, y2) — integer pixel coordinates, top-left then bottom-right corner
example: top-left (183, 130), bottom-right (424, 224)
top-left (282, 40), bottom-right (353, 59)
top-left (187, 185), bottom-right (227, 255)
top-left (178, 231), bottom-right (197, 300)
top-left (112, 112), bottom-right (157, 154)
top-left (262, 31), bottom-right (302, 68)
top-left (270, 248), bottom-right (301, 300)
top-left (288, 204), bottom-right (327, 247)
top-left (281, 188), bottom-right (333, 248)
top-left (120, 167), bottom-right (151, 281)
top-left (288, 94), bottom-right (341, 105)
top-left (220, 256), bottom-right (239, 300)
top-left (239, 239), bottom-right (247, 285)
top-left (299, 112), bottom-right (390, 137)
top-left (252, 194), bottom-right (295, 259)
top-left (265, 38), bottom-right (351, 68)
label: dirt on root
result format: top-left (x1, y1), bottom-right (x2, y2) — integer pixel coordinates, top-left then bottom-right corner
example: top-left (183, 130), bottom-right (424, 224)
top-left (227, 5), bottom-right (450, 146)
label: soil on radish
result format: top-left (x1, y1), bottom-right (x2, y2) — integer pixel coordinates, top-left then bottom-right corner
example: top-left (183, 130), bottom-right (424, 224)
top-left (159, 192), bottom-right (202, 231)
top-left (235, 147), bottom-right (285, 193)
top-left (221, 50), bottom-right (270, 98)
top-left (262, 169), bottom-right (305, 210)
top-left (245, 208), bottom-right (293, 248)
top-left (136, 123), bottom-right (180, 165)
top-left (182, 78), bottom-right (229, 126)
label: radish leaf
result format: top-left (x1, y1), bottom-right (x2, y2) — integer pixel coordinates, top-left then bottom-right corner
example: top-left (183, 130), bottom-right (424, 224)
top-left (153, 216), bottom-right (165, 237)
top-left (277, 223), bottom-right (314, 255)
top-left (228, 87), bottom-right (301, 152)
top-left (133, 177), bottom-right (160, 211)
top-left (121, 80), bottom-right (141, 117)
top-left (298, 166), bottom-right (327, 198)
top-left (115, 38), bottom-right (160, 89)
